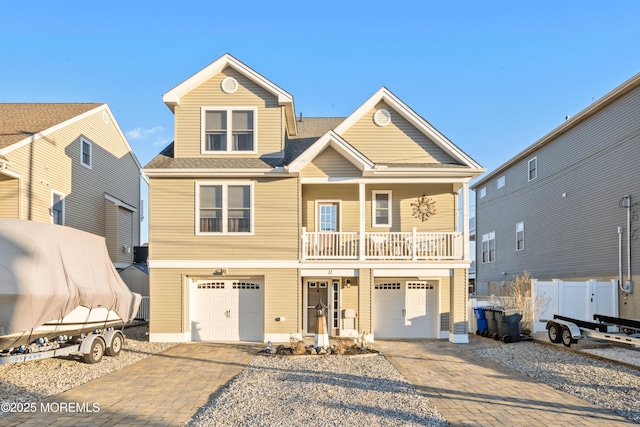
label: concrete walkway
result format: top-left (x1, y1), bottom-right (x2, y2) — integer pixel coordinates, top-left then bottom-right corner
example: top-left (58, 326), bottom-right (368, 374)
top-left (376, 336), bottom-right (634, 426)
top-left (2, 336), bottom-right (635, 426)
top-left (1, 342), bottom-right (261, 427)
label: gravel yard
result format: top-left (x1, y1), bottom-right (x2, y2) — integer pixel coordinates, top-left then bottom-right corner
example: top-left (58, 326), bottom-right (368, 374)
top-left (187, 354), bottom-right (447, 427)
top-left (474, 338), bottom-right (640, 424)
top-left (0, 323), bottom-right (177, 419)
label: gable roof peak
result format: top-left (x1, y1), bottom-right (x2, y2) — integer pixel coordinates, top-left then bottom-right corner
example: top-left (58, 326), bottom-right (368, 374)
top-left (162, 53), bottom-right (298, 134)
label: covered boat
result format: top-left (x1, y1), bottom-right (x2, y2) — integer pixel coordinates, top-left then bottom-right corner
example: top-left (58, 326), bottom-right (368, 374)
top-left (0, 219), bottom-right (141, 350)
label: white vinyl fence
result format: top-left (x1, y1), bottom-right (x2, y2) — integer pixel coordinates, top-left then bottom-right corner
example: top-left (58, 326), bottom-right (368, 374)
top-left (470, 279), bottom-right (618, 334)
top-left (532, 279), bottom-right (618, 332)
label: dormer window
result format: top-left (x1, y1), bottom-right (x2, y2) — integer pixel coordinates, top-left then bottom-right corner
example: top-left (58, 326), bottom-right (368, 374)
top-left (202, 107), bottom-right (256, 153)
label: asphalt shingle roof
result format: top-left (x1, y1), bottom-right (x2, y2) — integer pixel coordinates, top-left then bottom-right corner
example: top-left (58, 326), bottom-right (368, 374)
top-left (0, 103), bottom-right (103, 150)
top-left (144, 117), bottom-right (346, 170)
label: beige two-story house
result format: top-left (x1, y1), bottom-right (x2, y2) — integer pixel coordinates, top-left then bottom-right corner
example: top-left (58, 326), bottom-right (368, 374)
top-left (144, 54), bottom-right (484, 343)
top-left (0, 103), bottom-right (143, 268)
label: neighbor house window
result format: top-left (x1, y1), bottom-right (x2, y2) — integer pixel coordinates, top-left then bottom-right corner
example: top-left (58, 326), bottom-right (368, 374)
top-left (479, 187), bottom-right (486, 198)
top-left (497, 176), bottom-right (505, 189)
top-left (196, 182), bottom-right (253, 234)
top-left (51, 190), bottom-right (65, 225)
top-left (528, 157), bottom-right (537, 181)
top-left (516, 222), bottom-right (524, 251)
top-left (81, 138), bottom-right (92, 169)
top-left (202, 107), bottom-right (256, 153)
top-left (482, 231), bottom-right (495, 263)
top-left (372, 191), bottom-right (392, 227)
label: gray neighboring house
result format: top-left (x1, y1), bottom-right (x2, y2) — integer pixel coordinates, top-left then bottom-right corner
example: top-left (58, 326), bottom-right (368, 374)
top-left (472, 72), bottom-right (640, 318)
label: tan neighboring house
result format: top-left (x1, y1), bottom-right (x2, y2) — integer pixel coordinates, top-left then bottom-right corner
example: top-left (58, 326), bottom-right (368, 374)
top-left (0, 103), bottom-right (143, 268)
top-left (144, 54), bottom-right (484, 343)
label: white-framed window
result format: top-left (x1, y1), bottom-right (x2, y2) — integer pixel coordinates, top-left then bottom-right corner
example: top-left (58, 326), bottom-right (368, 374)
top-left (516, 222), bottom-right (524, 251)
top-left (482, 231), bottom-right (495, 263)
top-left (528, 157), bottom-right (537, 181)
top-left (479, 187), bottom-right (486, 198)
top-left (195, 182), bottom-right (253, 235)
top-left (81, 137), bottom-right (92, 169)
top-left (51, 190), bottom-right (65, 225)
top-left (372, 191), bottom-right (392, 227)
top-left (497, 176), bottom-right (505, 189)
top-left (201, 107), bottom-right (257, 153)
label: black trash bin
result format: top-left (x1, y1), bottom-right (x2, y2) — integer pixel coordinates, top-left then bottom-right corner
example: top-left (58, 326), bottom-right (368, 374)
top-left (483, 307), bottom-right (501, 339)
top-left (502, 308), bottom-right (523, 343)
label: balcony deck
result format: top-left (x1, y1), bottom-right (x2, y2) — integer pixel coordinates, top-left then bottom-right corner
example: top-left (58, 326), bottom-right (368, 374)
top-left (301, 229), bottom-right (462, 261)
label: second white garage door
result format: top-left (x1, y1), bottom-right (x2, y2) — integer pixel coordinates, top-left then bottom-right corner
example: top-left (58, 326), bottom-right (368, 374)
top-left (373, 280), bottom-right (438, 339)
top-left (191, 278), bottom-right (264, 341)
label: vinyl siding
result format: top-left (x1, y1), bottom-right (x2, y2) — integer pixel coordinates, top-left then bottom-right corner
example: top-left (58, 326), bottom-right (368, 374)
top-left (174, 67), bottom-right (283, 158)
top-left (149, 268), bottom-right (185, 333)
top-left (342, 101), bottom-right (456, 164)
top-left (149, 267), bottom-right (298, 336)
top-left (0, 177), bottom-right (19, 218)
top-left (104, 199), bottom-right (118, 261)
top-left (300, 146), bottom-right (361, 177)
top-left (301, 183), bottom-right (456, 232)
top-left (475, 84), bottom-right (640, 287)
top-left (340, 278), bottom-right (359, 319)
top-left (149, 177), bottom-right (298, 260)
top-left (450, 269), bottom-right (468, 334)
top-left (117, 206), bottom-right (133, 264)
top-left (358, 269), bottom-right (372, 334)
top-left (438, 276), bottom-right (451, 332)
top-left (2, 109), bottom-right (140, 246)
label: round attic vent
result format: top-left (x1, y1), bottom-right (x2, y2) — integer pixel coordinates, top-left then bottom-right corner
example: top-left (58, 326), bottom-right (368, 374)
top-left (102, 111), bottom-right (109, 124)
top-left (221, 77), bottom-right (238, 94)
top-left (373, 109), bottom-right (391, 127)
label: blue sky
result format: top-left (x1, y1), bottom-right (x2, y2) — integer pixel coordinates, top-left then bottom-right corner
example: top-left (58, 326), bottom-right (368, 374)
top-left (2, 1), bottom-right (639, 243)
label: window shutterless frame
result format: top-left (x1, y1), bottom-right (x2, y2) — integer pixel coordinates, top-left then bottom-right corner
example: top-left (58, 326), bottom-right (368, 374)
top-left (516, 222), bottom-right (524, 251)
top-left (482, 231), bottom-right (495, 263)
top-left (80, 137), bottom-right (92, 169)
top-left (528, 157), bottom-right (537, 181)
top-left (372, 190), bottom-right (392, 227)
top-left (195, 181), bottom-right (254, 235)
top-left (201, 107), bottom-right (258, 154)
top-left (51, 190), bottom-right (65, 225)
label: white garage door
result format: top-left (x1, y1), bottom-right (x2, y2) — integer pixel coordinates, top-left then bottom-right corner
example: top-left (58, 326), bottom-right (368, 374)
top-left (191, 279), bottom-right (264, 341)
top-left (373, 280), bottom-right (438, 338)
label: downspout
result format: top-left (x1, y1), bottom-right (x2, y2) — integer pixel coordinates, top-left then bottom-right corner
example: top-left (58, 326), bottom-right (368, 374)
top-left (619, 195), bottom-right (634, 293)
top-left (618, 226), bottom-right (624, 292)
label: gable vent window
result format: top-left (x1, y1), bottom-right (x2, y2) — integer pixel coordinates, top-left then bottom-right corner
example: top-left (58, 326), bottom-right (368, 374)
top-left (221, 77), bottom-right (238, 94)
top-left (373, 109), bottom-right (391, 127)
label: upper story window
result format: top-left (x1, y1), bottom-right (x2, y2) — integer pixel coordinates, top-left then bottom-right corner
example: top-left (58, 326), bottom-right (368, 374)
top-left (497, 176), bottom-right (505, 189)
top-left (528, 157), bottom-right (537, 181)
top-left (482, 231), bottom-right (495, 263)
top-left (196, 182), bottom-right (253, 235)
top-left (81, 138), bottom-right (92, 169)
top-left (479, 187), bottom-right (486, 198)
top-left (202, 107), bottom-right (256, 153)
top-left (516, 222), bottom-right (524, 251)
top-left (372, 191), bottom-right (392, 227)
top-left (51, 190), bottom-right (65, 225)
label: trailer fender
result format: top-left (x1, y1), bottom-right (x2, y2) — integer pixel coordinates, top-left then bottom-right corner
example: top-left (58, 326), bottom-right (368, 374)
top-left (103, 330), bottom-right (124, 357)
top-left (547, 319), bottom-right (582, 339)
top-left (79, 334), bottom-right (106, 355)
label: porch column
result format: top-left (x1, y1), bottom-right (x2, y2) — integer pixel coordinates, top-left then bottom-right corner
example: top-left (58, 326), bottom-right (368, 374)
top-left (359, 182), bottom-right (365, 260)
top-left (462, 181), bottom-right (470, 260)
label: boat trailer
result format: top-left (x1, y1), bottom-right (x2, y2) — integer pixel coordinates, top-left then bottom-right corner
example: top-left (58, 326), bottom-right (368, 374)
top-left (546, 314), bottom-right (640, 348)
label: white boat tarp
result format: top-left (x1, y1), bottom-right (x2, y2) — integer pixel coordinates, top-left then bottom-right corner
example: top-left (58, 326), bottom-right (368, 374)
top-left (0, 219), bottom-right (141, 337)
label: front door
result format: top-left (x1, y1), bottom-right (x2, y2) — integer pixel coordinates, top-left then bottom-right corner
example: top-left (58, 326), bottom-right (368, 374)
top-left (306, 281), bottom-right (329, 335)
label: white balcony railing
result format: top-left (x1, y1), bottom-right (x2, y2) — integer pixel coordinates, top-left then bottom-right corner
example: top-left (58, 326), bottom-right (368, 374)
top-left (301, 228), bottom-right (462, 261)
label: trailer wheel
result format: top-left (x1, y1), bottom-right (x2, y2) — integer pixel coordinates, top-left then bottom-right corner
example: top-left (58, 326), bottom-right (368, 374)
top-left (548, 322), bottom-right (562, 343)
top-left (83, 339), bottom-right (105, 364)
top-left (105, 333), bottom-right (123, 357)
top-left (561, 326), bottom-right (577, 347)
